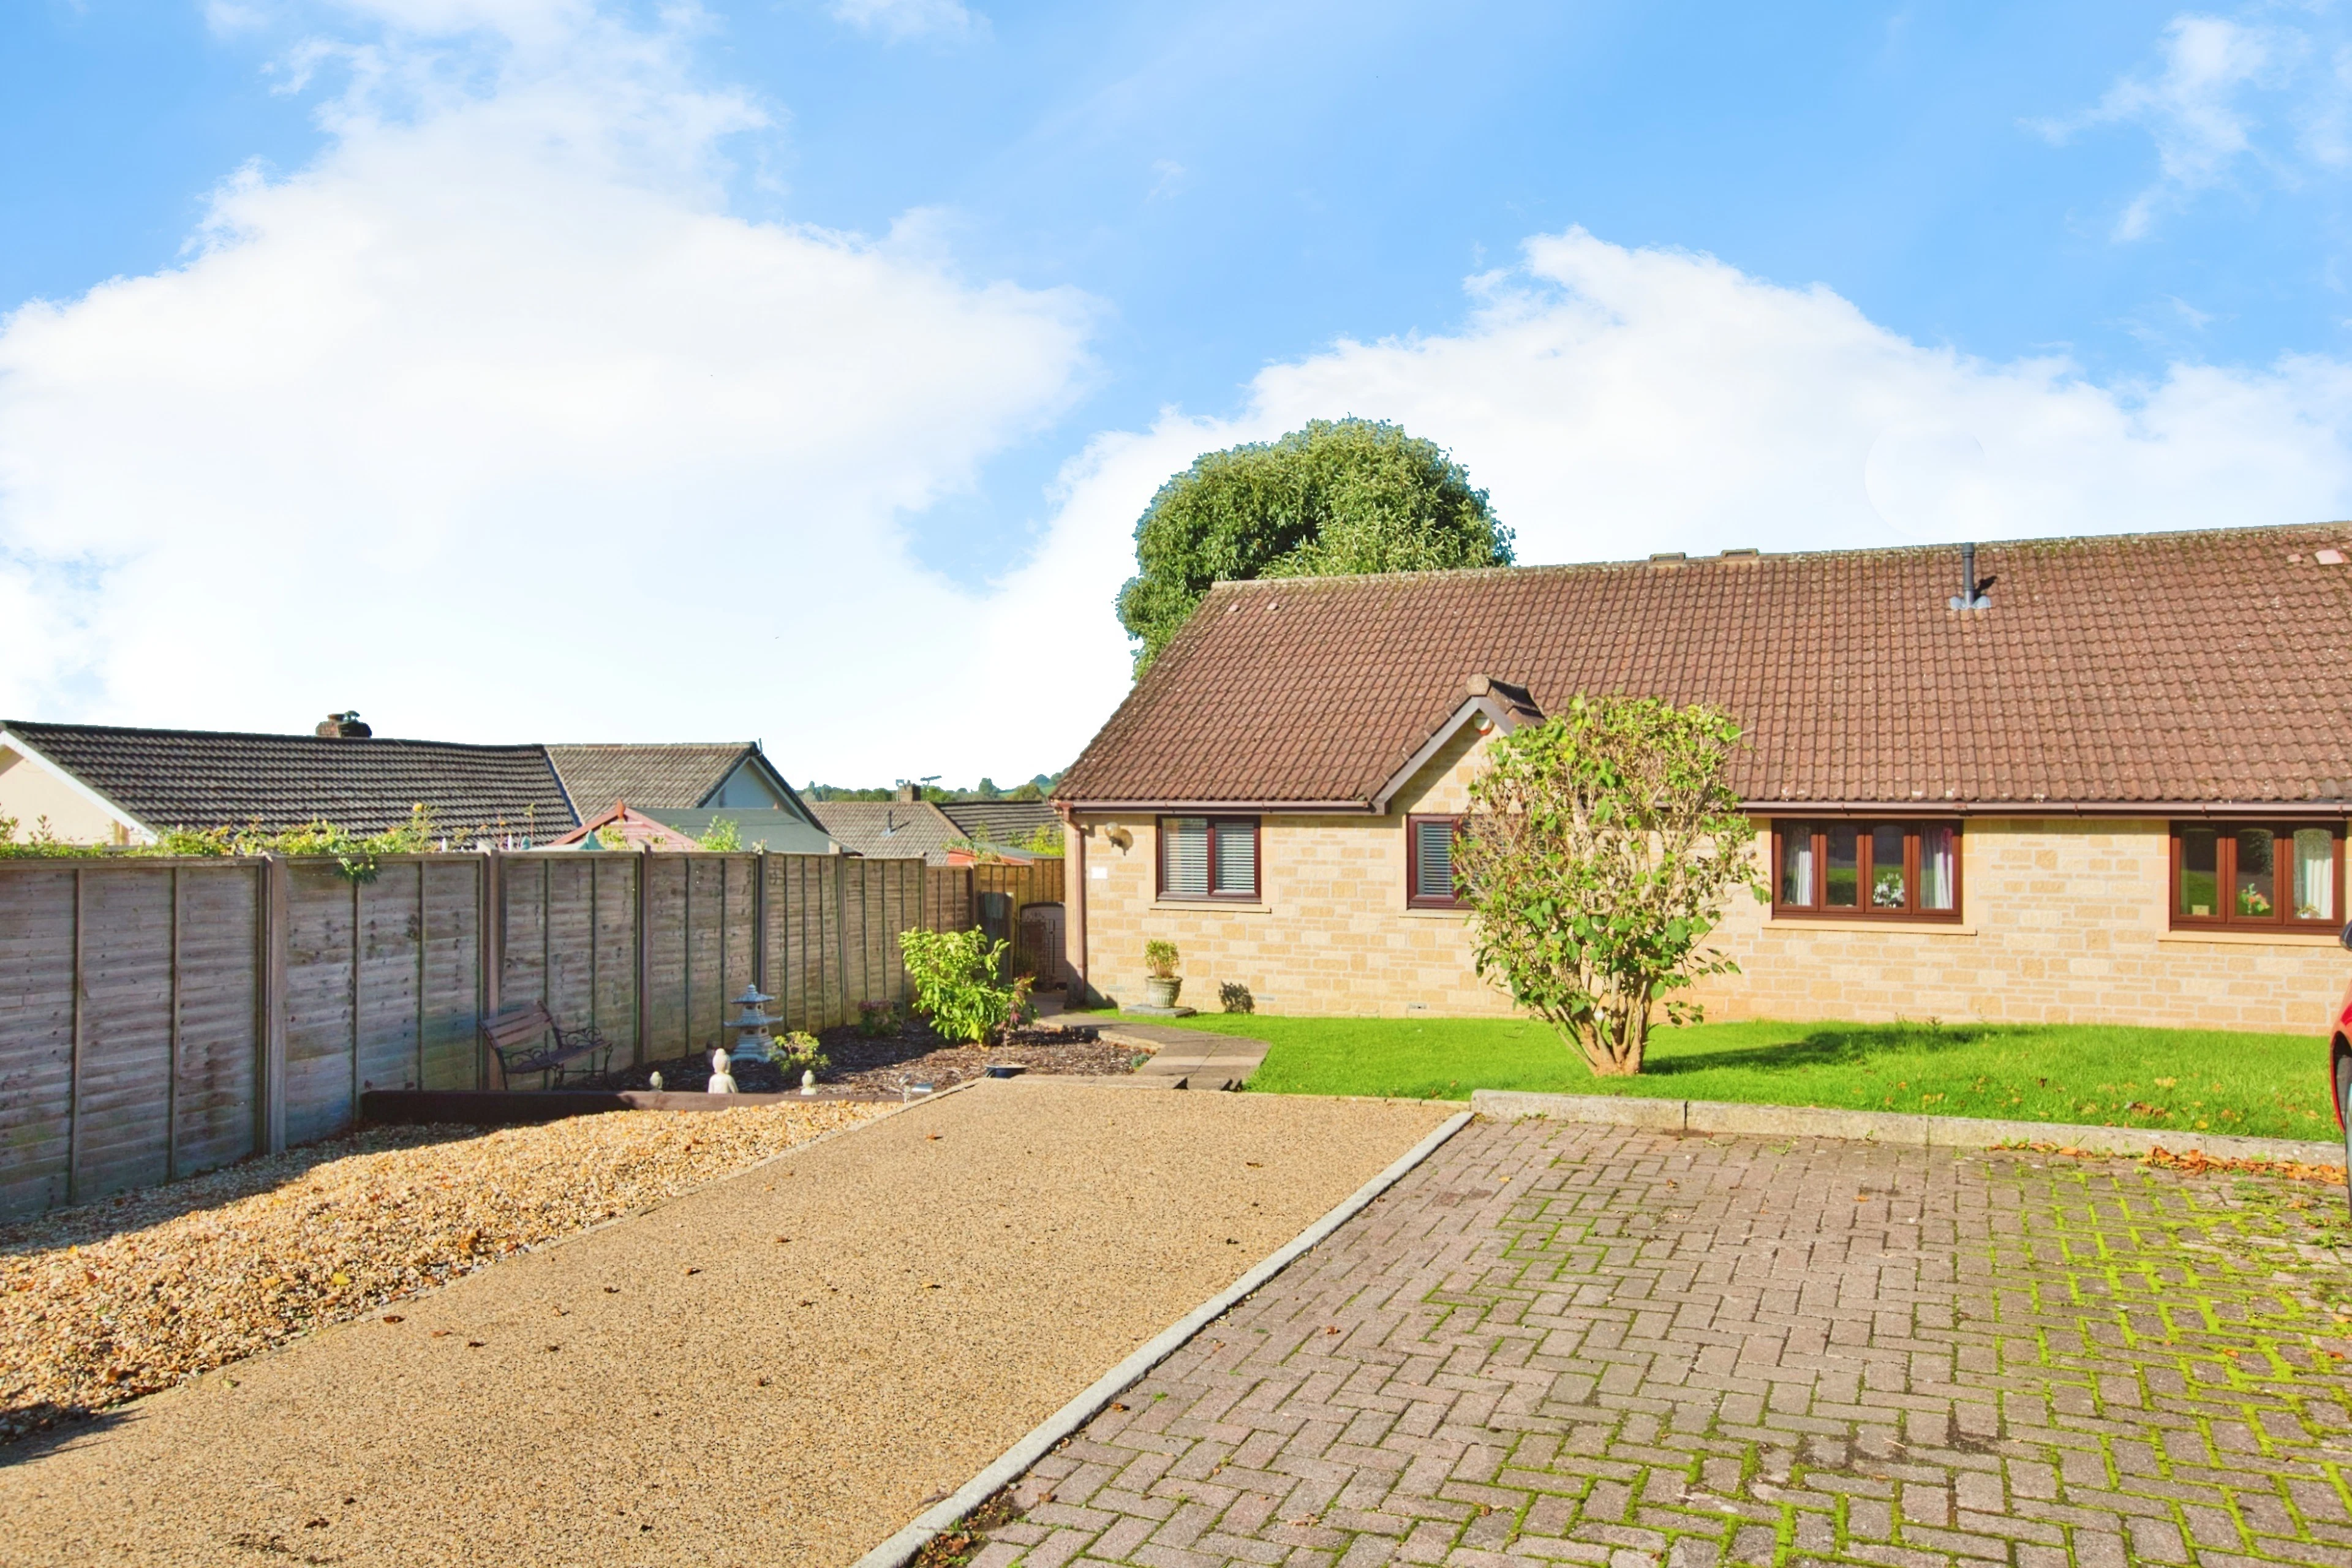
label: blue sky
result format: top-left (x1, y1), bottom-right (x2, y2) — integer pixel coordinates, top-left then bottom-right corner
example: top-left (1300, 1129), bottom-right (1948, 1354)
top-left (4, 0), bottom-right (2351, 777)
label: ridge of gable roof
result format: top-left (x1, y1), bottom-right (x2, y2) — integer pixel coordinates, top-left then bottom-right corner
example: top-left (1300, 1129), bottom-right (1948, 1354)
top-left (1058, 522), bottom-right (2352, 812)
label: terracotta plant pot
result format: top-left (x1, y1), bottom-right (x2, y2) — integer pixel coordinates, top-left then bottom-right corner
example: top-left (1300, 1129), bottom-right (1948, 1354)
top-left (1144, 976), bottom-right (1183, 1009)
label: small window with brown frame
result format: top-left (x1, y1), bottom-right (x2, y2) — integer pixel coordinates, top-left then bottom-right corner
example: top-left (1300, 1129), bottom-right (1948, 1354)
top-left (1771, 820), bottom-right (1962, 921)
top-left (1407, 815), bottom-right (1463, 908)
top-left (2172, 823), bottom-right (2342, 930)
top-left (1157, 816), bottom-right (1261, 901)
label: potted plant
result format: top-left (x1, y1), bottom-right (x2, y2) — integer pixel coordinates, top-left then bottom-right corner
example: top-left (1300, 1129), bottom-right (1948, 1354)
top-left (1142, 940), bottom-right (1182, 1009)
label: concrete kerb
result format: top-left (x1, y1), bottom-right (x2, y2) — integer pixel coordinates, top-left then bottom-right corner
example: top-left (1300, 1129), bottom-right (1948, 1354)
top-left (849, 1108), bottom-right (1477, 1568)
top-left (1471, 1087), bottom-right (2344, 1165)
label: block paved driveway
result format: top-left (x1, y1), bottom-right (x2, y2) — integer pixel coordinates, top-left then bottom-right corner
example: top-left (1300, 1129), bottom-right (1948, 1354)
top-left (976, 1117), bottom-right (2352, 1568)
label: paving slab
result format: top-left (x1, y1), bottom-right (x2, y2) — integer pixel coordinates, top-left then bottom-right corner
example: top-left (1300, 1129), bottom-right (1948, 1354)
top-left (967, 1117), bottom-right (2352, 1568)
top-left (0, 1082), bottom-right (1450, 1567)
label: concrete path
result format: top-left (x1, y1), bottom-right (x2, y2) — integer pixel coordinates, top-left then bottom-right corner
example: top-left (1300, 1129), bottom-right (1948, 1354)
top-left (1101, 1025), bottom-right (1271, 1091)
top-left (0, 1084), bottom-right (1450, 1567)
top-left (975, 1117), bottom-right (2352, 1568)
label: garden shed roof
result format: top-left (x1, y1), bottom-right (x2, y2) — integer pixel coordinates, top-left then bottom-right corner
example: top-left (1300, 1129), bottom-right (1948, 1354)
top-left (0, 721), bottom-right (576, 841)
top-left (1057, 523), bottom-right (2352, 814)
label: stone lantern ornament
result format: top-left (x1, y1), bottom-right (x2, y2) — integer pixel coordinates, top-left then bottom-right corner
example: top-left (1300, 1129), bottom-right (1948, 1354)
top-left (728, 985), bottom-right (779, 1068)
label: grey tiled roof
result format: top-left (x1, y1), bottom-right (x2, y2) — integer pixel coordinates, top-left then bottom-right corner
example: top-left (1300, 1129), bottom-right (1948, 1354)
top-left (807, 800), bottom-right (963, 864)
top-left (2, 722), bottom-right (577, 842)
top-left (937, 800), bottom-right (1058, 843)
top-left (543, 744), bottom-right (756, 813)
top-left (1059, 524), bottom-right (2352, 810)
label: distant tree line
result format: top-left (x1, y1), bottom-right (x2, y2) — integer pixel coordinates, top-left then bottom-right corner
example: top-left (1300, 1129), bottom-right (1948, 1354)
top-left (803, 772), bottom-right (1062, 803)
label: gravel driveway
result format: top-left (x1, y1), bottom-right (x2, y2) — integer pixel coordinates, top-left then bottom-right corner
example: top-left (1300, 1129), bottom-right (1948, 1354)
top-left (0, 1082), bottom-right (1450, 1567)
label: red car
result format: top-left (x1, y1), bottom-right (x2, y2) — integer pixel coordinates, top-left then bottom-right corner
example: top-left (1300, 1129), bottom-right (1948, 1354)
top-left (2334, 930), bottom-right (2352, 1188)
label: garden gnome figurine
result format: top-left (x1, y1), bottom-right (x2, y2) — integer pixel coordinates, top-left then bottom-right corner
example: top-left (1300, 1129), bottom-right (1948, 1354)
top-left (707, 1046), bottom-right (738, 1095)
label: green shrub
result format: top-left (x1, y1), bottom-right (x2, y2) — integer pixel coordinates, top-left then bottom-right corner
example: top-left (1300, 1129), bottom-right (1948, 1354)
top-left (767, 1030), bottom-right (829, 1078)
top-left (899, 927), bottom-right (1025, 1044)
top-left (856, 1000), bottom-right (899, 1038)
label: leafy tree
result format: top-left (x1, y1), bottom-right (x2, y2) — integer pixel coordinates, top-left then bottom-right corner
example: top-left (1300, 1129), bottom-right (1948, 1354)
top-left (1117, 418), bottom-right (1513, 674)
top-left (1454, 696), bottom-right (1763, 1077)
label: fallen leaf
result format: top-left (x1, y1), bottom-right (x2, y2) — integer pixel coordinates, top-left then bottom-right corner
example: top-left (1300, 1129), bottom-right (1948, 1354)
top-left (1109, 1402), bottom-right (1128, 1412)
top-left (684, 1267), bottom-right (701, 1276)
top-left (381, 1314), bottom-right (404, 1324)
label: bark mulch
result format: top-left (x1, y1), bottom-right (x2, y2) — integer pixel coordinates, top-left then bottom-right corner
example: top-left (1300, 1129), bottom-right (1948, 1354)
top-left (601, 1019), bottom-right (1140, 1098)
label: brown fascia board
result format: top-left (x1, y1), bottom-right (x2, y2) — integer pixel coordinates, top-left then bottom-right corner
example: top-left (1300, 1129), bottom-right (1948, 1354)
top-left (1368, 685), bottom-right (1545, 815)
top-left (1060, 798), bottom-right (1378, 815)
top-left (1744, 799), bottom-right (2352, 819)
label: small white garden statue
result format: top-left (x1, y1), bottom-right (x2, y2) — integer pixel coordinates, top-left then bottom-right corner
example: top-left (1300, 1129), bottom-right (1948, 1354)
top-left (649, 1070), bottom-right (663, 1091)
top-left (707, 1046), bottom-right (738, 1095)
top-left (800, 1068), bottom-right (816, 1096)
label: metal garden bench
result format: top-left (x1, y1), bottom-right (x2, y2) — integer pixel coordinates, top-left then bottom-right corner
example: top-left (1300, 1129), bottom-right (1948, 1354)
top-left (482, 1000), bottom-right (614, 1090)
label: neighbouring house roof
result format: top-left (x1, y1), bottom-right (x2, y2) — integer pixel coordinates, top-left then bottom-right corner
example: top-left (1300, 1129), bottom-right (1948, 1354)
top-left (537, 804), bottom-right (841, 855)
top-left (937, 799), bottom-right (1058, 843)
top-left (1057, 524), bottom-right (2352, 813)
top-left (543, 744), bottom-right (813, 820)
top-left (0, 721), bottom-right (577, 842)
top-left (807, 799), bottom-right (964, 863)
top-left (538, 803), bottom-right (705, 853)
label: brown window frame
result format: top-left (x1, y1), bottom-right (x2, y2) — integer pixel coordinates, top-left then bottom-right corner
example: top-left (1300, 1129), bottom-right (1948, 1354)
top-left (1156, 815), bottom-right (1261, 902)
top-left (1770, 819), bottom-right (1964, 922)
top-left (1406, 815), bottom-right (1464, 909)
top-left (2169, 821), bottom-right (2344, 931)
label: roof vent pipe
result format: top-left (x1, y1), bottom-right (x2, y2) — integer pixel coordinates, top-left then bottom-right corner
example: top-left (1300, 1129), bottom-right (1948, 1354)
top-left (1948, 543), bottom-right (1990, 612)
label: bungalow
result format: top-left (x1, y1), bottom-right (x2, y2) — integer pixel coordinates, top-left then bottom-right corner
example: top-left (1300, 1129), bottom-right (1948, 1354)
top-left (1053, 524), bottom-right (2352, 1035)
top-left (0, 716), bottom-right (575, 846)
top-left (0, 720), bottom-right (827, 852)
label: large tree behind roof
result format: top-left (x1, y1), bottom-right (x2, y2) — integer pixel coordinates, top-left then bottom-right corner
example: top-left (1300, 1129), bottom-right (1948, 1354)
top-left (1115, 417), bottom-right (1513, 676)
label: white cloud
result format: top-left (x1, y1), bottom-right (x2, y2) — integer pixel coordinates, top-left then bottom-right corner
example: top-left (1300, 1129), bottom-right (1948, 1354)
top-left (0, 2), bottom-right (1091, 785)
top-left (14, 4), bottom-right (2352, 791)
top-left (2038, 8), bottom-right (2352, 239)
top-left (1018, 229), bottom-right (2352, 752)
top-left (828, 0), bottom-right (976, 43)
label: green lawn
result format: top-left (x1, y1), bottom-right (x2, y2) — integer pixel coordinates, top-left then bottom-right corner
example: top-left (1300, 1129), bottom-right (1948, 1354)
top-left (1085, 1011), bottom-right (2339, 1144)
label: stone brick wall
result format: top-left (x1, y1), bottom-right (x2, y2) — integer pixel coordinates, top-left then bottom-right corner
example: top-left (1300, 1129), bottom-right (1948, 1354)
top-left (1072, 740), bottom-right (2351, 1033)
top-left (1072, 725), bottom-right (1512, 1018)
top-left (1693, 815), bottom-right (2346, 1035)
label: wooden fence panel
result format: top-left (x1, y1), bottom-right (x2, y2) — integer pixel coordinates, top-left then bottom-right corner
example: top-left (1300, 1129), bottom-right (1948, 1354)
top-left (353, 864), bottom-right (423, 1096)
top-left (641, 855), bottom-right (688, 1060)
top-left (925, 866), bottom-right (971, 932)
top-left (282, 864), bottom-right (359, 1148)
top-left (0, 870), bottom-right (84, 1217)
top-left (590, 856), bottom-right (638, 1063)
top-left (72, 867), bottom-right (176, 1203)
top-left (0, 846), bottom-right (995, 1220)
top-left (418, 858), bottom-right (480, 1092)
top-left (174, 865), bottom-right (261, 1177)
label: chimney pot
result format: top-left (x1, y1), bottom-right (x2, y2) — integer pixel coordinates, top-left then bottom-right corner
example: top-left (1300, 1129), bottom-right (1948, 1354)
top-left (315, 710), bottom-right (372, 738)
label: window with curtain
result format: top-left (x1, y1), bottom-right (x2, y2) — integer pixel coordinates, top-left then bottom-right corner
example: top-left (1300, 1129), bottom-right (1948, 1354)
top-left (1772, 821), bottom-right (1961, 920)
top-left (2174, 822), bottom-right (2340, 929)
top-left (1408, 815), bottom-right (1463, 908)
top-left (1157, 816), bottom-right (1261, 900)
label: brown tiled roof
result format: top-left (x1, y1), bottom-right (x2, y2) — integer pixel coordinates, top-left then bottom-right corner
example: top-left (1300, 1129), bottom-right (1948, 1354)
top-left (937, 799), bottom-right (1058, 842)
top-left (543, 744), bottom-right (756, 813)
top-left (1057, 524), bottom-right (2352, 812)
top-left (1, 722), bottom-right (577, 841)
top-left (808, 800), bottom-right (964, 863)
